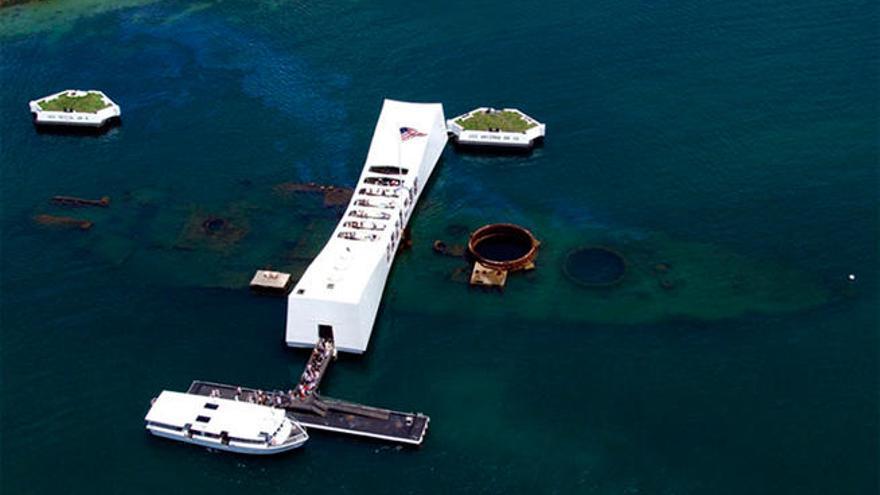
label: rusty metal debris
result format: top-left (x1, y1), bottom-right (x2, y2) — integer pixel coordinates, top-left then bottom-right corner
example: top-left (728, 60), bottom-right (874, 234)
top-left (274, 182), bottom-right (327, 193)
top-left (51, 195), bottom-right (110, 208)
top-left (34, 195), bottom-right (107, 232)
top-left (201, 217), bottom-right (227, 234)
top-left (33, 214), bottom-right (93, 230)
top-left (274, 182), bottom-right (353, 208)
top-left (450, 266), bottom-right (471, 284)
top-left (653, 262), bottom-right (671, 274)
top-left (432, 239), bottom-right (466, 257)
top-left (445, 224), bottom-right (471, 237)
top-left (468, 223), bottom-right (539, 272)
top-left (469, 261), bottom-right (508, 288)
top-left (323, 187), bottom-right (353, 207)
top-left (175, 207), bottom-right (249, 252)
top-left (463, 223), bottom-right (540, 288)
top-left (398, 226), bottom-right (413, 251)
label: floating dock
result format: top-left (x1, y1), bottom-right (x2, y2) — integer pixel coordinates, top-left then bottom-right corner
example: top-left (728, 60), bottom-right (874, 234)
top-left (470, 261), bottom-right (508, 288)
top-left (184, 336), bottom-right (429, 446)
top-left (186, 381), bottom-right (429, 446)
top-left (250, 270), bottom-right (293, 293)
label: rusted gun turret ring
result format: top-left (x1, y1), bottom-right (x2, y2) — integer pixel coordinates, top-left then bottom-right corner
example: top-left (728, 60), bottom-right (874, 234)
top-left (467, 223), bottom-right (539, 271)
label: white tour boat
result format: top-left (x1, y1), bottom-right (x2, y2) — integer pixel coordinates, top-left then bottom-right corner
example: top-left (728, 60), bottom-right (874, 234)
top-left (285, 99), bottom-right (448, 354)
top-left (144, 390), bottom-right (309, 455)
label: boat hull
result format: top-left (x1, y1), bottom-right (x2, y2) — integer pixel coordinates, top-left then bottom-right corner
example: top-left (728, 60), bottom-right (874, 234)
top-left (147, 425), bottom-right (307, 455)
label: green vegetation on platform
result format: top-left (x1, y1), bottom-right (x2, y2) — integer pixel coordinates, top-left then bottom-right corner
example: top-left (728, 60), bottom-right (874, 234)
top-left (38, 92), bottom-right (110, 113)
top-left (456, 110), bottom-right (536, 132)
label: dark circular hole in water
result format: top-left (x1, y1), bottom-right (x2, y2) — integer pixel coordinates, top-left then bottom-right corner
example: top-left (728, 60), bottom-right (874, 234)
top-left (472, 232), bottom-right (533, 262)
top-left (564, 247), bottom-right (627, 287)
top-left (202, 217), bottom-right (226, 233)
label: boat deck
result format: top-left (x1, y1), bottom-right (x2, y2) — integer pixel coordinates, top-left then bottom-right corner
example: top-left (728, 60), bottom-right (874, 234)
top-left (187, 380), bottom-right (429, 446)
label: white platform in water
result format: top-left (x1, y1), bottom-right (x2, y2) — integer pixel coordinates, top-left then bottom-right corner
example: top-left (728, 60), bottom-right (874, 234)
top-left (250, 270), bottom-right (292, 291)
top-left (446, 107), bottom-right (545, 149)
top-left (144, 390), bottom-right (308, 455)
top-left (285, 99), bottom-right (447, 354)
top-left (29, 90), bottom-right (121, 127)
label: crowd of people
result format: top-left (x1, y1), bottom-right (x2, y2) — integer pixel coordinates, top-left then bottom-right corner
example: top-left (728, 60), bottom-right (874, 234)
top-left (364, 177), bottom-right (401, 187)
top-left (354, 198), bottom-right (395, 210)
top-left (338, 231), bottom-right (379, 241)
top-left (213, 339), bottom-right (335, 407)
top-left (344, 220), bottom-right (385, 231)
top-left (349, 209), bottom-right (391, 220)
top-left (291, 338), bottom-right (334, 401)
top-left (359, 187), bottom-right (399, 198)
top-left (232, 387), bottom-right (289, 407)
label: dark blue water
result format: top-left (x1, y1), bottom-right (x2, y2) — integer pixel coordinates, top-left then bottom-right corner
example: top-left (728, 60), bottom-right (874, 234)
top-left (1, 1), bottom-right (877, 493)
top-left (565, 247), bottom-right (627, 286)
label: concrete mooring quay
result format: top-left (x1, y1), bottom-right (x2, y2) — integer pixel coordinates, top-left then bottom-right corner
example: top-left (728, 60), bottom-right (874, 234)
top-left (186, 338), bottom-right (429, 446)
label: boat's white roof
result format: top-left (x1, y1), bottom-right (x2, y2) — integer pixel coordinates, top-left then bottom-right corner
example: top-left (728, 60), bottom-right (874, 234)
top-left (145, 391), bottom-right (286, 441)
top-left (291, 99), bottom-right (445, 304)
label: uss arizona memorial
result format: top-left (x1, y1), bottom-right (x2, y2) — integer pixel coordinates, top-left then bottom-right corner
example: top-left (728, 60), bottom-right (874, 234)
top-left (285, 100), bottom-right (545, 354)
top-left (285, 100), bottom-right (448, 353)
top-left (145, 98), bottom-right (542, 453)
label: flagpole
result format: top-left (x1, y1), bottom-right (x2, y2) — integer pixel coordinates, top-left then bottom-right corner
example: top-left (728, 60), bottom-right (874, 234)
top-left (397, 122), bottom-right (402, 172)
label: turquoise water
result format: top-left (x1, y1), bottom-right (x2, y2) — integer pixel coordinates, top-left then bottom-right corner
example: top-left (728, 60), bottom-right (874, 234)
top-left (1, 1), bottom-right (877, 493)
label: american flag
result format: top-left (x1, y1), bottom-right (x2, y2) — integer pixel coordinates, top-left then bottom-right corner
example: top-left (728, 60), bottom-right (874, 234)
top-left (399, 126), bottom-right (426, 141)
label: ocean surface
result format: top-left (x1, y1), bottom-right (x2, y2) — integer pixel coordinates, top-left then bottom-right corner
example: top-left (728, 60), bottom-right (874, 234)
top-left (1, 1), bottom-right (877, 493)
